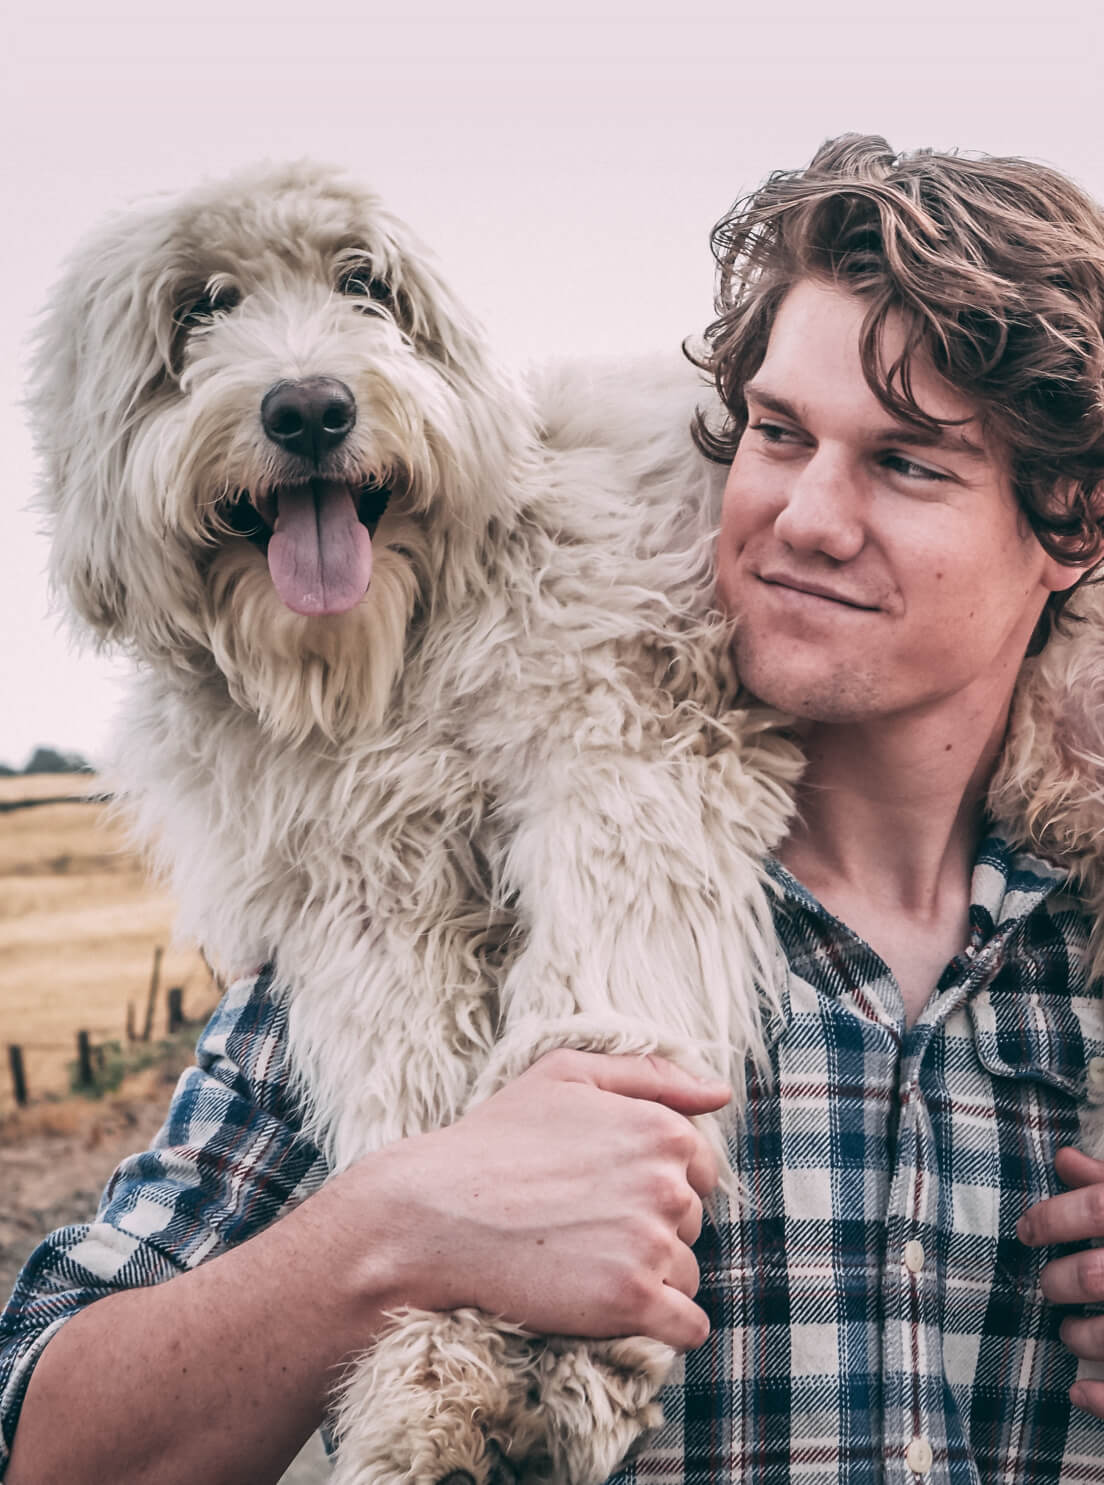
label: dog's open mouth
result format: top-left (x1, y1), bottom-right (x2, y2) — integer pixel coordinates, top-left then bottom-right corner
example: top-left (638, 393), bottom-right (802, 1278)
top-left (226, 478), bottom-right (391, 618)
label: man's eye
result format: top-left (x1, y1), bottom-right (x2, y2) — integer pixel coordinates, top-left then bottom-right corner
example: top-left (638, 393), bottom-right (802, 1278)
top-left (883, 453), bottom-right (949, 481)
top-left (750, 420), bottom-right (801, 445)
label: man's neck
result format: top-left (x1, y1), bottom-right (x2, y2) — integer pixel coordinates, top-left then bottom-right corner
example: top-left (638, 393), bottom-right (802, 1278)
top-left (776, 699), bottom-right (1012, 1024)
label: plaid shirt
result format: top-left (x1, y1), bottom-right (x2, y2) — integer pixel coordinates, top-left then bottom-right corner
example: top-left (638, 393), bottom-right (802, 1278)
top-left (2, 837), bottom-right (1103, 1483)
top-left (609, 837), bottom-right (1104, 1485)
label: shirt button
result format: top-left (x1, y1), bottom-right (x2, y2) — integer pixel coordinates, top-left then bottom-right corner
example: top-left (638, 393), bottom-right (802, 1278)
top-left (904, 1239), bottom-right (926, 1274)
top-left (906, 1436), bottom-right (933, 1475)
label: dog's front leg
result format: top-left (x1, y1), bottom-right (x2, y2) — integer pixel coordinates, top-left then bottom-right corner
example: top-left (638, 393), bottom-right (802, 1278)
top-left (332, 730), bottom-right (798, 1484)
top-left (326, 1015), bottom-right (699, 1485)
top-left (330, 1298), bottom-right (674, 1485)
top-left (491, 738), bottom-right (795, 1081)
top-left (442, 731), bottom-right (798, 1483)
top-left (329, 1308), bottom-right (548, 1485)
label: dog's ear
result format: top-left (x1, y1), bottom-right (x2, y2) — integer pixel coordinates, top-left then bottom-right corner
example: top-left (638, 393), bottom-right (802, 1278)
top-left (29, 201), bottom-right (188, 643)
top-left (393, 244), bottom-right (518, 404)
top-left (372, 223), bottom-right (533, 520)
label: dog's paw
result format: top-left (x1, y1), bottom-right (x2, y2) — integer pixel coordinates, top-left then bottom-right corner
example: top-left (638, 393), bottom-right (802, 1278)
top-left (530, 1335), bottom-right (673, 1484)
top-left (332, 1308), bottom-right (544, 1485)
top-left (484, 1442), bottom-right (522, 1485)
top-left (436, 1440), bottom-right (522, 1485)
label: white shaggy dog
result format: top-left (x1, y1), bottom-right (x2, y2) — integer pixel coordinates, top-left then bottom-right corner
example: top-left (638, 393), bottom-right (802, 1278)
top-left (30, 162), bottom-right (803, 1484)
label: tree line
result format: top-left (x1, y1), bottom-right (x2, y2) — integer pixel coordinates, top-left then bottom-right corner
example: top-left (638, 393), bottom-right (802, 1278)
top-left (0, 746), bottom-right (93, 777)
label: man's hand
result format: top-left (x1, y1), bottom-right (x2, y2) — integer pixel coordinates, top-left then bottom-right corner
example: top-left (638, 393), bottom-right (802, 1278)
top-left (346, 1049), bottom-right (731, 1352)
top-left (1018, 1146), bottom-right (1104, 1418)
top-left (7, 1053), bottom-right (728, 1485)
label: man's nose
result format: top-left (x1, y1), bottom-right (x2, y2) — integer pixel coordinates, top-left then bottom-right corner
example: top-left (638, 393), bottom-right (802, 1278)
top-left (772, 450), bottom-right (865, 562)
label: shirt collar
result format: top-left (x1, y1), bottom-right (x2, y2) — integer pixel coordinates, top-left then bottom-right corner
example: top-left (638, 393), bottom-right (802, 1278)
top-left (766, 832), bottom-right (1071, 945)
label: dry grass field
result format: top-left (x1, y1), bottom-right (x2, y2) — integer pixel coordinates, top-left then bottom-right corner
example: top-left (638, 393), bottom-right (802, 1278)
top-left (0, 771), bottom-right (217, 1115)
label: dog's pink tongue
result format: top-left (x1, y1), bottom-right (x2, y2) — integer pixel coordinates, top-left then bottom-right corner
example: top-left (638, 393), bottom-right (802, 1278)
top-left (267, 480), bottom-right (372, 616)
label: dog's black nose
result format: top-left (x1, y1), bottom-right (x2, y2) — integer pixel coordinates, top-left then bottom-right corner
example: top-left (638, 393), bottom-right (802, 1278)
top-left (260, 377), bottom-right (357, 462)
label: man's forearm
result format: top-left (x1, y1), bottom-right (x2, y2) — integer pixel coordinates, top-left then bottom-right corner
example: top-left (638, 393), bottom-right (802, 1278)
top-left (5, 1168), bottom-right (407, 1485)
top-left (6, 1052), bottom-right (727, 1484)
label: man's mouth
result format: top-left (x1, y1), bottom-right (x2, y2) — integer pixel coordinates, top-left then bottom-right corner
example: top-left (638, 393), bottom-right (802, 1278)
top-left (756, 572), bottom-right (879, 611)
top-left (224, 477), bottom-right (392, 617)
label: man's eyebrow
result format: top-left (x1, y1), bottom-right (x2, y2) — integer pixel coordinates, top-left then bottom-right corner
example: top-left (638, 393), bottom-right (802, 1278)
top-left (743, 381), bottom-right (988, 460)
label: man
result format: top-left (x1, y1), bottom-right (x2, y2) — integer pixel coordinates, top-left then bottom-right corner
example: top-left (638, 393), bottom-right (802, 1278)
top-left (4, 134), bottom-right (1104, 1483)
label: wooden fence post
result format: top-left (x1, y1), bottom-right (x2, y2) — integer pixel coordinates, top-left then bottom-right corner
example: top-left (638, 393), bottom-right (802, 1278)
top-left (142, 946), bottom-right (163, 1042)
top-left (167, 987), bottom-right (184, 1034)
top-left (8, 1045), bottom-right (27, 1107)
top-left (76, 1030), bottom-right (94, 1089)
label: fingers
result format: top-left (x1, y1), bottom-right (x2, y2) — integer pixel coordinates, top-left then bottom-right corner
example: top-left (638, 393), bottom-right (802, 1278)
top-left (1031, 1150), bottom-right (1104, 1417)
top-left (664, 1240), bottom-right (701, 1302)
top-left (468, 1048), bottom-right (726, 1350)
top-left (535, 1048), bottom-right (731, 1116)
top-left (1019, 1180), bottom-right (1104, 1248)
top-left (1071, 1379), bottom-right (1104, 1420)
top-left (685, 1130), bottom-right (720, 1199)
top-left (1039, 1246), bottom-right (1104, 1305)
top-left (1060, 1314), bottom-right (1104, 1361)
top-left (677, 1189), bottom-right (704, 1247)
top-left (525, 1050), bottom-right (726, 1198)
top-left (1054, 1146), bottom-right (1104, 1189)
top-left (1059, 1315), bottom-right (1104, 1421)
top-left (642, 1285), bottom-right (711, 1352)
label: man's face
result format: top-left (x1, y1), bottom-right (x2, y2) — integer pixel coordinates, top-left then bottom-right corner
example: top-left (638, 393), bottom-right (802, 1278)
top-left (716, 278), bottom-right (1074, 726)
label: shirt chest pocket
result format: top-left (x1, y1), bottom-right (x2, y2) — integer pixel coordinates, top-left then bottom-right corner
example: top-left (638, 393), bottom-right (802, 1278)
top-left (967, 984), bottom-right (1104, 1160)
top-left (925, 989), bottom-right (1104, 1351)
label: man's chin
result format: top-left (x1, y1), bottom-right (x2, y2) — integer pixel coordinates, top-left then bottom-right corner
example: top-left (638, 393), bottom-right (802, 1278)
top-left (732, 642), bottom-right (879, 724)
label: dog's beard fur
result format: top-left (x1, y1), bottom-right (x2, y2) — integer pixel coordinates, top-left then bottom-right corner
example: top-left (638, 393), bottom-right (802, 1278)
top-left (204, 513), bottom-right (429, 741)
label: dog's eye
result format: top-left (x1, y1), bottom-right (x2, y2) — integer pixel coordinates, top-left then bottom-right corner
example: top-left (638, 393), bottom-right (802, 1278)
top-left (339, 266), bottom-right (392, 307)
top-left (174, 282), bottom-right (242, 329)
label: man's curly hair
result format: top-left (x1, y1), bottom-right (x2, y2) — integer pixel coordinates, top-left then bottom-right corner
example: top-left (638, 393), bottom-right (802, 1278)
top-left (691, 133), bottom-right (1104, 650)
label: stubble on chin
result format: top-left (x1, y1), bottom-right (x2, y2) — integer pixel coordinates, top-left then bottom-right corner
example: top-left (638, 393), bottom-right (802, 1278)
top-left (729, 625), bottom-right (878, 725)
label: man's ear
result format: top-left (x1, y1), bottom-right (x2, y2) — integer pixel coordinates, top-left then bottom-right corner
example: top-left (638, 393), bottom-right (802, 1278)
top-left (1037, 479), bottom-right (1104, 594)
top-left (1041, 554), bottom-right (1100, 595)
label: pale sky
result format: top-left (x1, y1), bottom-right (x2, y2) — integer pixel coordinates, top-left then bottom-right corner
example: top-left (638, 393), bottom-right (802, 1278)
top-left (3, 0), bottom-right (1102, 768)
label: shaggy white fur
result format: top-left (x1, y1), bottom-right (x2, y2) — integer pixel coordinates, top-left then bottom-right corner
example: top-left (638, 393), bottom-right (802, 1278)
top-left (30, 162), bottom-right (804, 1485)
top-left (30, 161), bottom-right (1104, 1484)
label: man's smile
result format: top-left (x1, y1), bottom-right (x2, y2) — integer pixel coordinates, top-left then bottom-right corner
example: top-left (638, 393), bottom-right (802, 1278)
top-left (754, 568), bottom-right (882, 611)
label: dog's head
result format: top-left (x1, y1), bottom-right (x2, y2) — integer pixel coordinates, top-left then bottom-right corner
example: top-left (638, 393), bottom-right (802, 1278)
top-left (31, 161), bottom-right (532, 738)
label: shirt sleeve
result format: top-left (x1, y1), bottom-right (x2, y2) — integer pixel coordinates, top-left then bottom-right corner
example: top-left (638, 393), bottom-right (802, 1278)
top-left (0, 967), bottom-right (329, 1474)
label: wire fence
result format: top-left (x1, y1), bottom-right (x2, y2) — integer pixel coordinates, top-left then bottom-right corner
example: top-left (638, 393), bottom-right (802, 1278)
top-left (4, 945), bottom-right (219, 1110)
top-left (0, 791), bottom-right (112, 815)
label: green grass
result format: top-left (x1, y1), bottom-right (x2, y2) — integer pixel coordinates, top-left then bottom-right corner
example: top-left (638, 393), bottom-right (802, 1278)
top-left (67, 1026), bottom-right (200, 1099)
